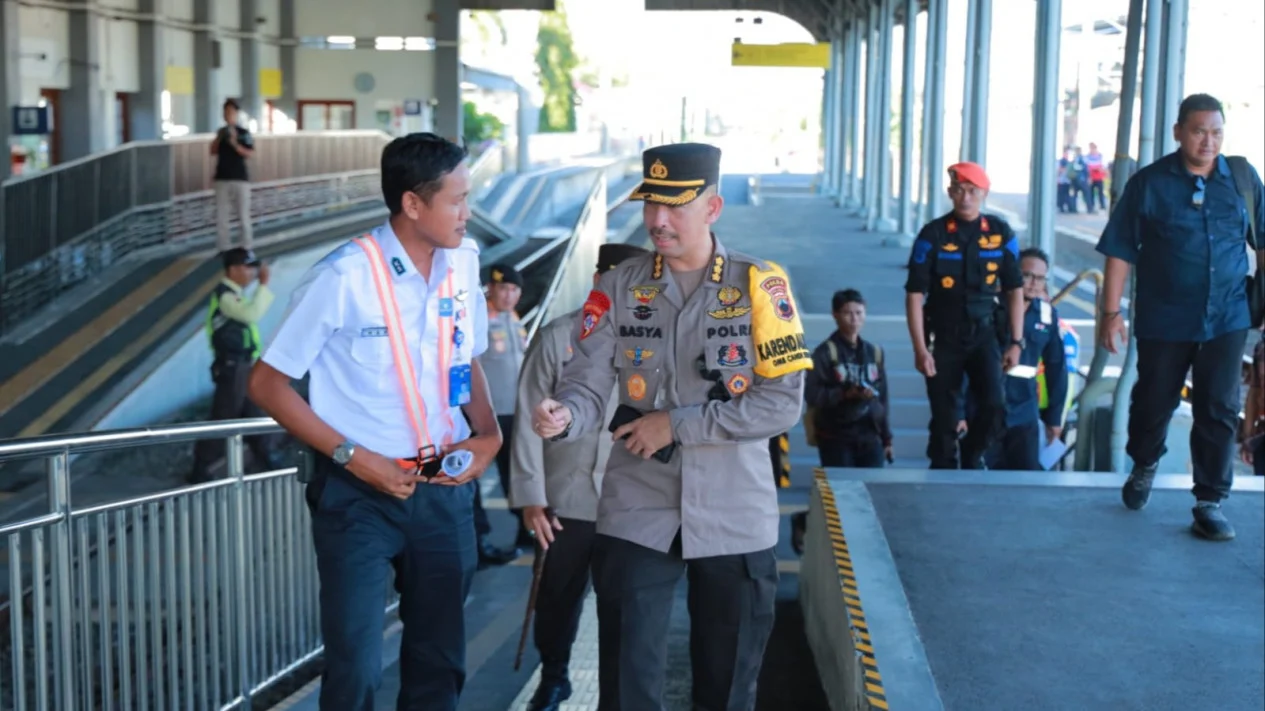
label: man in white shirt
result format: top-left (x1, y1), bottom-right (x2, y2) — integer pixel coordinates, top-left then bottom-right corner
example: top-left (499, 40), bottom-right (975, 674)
top-left (248, 133), bottom-right (501, 711)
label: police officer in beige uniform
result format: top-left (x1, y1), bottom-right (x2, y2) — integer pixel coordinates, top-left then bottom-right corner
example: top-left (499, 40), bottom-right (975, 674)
top-left (510, 242), bottom-right (649, 711)
top-left (532, 143), bottom-right (811, 710)
top-left (475, 263), bottom-right (533, 557)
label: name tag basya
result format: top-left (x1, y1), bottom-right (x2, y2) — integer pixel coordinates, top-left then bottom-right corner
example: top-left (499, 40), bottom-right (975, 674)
top-left (360, 326), bottom-right (389, 338)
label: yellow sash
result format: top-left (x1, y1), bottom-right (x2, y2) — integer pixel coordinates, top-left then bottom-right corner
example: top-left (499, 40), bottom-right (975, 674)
top-left (749, 262), bottom-right (813, 379)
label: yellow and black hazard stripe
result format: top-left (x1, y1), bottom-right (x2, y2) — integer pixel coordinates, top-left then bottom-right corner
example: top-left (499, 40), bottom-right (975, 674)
top-left (813, 468), bottom-right (888, 710)
top-left (777, 433), bottom-right (791, 488)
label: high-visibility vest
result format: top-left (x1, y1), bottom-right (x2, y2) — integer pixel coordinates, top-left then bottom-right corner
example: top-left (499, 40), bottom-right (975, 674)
top-left (1037, 317), bottom-right (1080, 425)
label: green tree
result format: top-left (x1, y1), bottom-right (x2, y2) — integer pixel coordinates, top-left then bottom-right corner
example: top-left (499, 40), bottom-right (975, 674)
top-left (534, 1), bottom-right (579, 133)
top-left (463, 100), bottom-right (505, 147)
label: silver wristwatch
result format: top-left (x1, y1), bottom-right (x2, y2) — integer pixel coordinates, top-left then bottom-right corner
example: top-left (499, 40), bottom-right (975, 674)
top-left (332, 441), bottom-right (357, 466)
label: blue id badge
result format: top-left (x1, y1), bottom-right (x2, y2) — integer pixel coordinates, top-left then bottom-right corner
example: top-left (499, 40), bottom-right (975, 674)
top-left (449, 364), bottom-right (472, 406)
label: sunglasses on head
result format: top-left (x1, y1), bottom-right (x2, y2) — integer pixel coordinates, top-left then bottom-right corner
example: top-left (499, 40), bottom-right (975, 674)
top-left (1192, 176), bottom-right (1206, 210)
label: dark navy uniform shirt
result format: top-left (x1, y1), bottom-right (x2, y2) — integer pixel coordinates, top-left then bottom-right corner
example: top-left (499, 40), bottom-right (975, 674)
top-left (905, 212), bottom-right (1023, 330)
top-left (1096, 152), bottom-right (1265, 342)
top-left (959, 298), bottom-right (1068, 428)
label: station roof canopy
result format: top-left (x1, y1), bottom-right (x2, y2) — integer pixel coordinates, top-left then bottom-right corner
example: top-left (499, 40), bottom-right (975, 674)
top-left (643, 0), bottom-right (929, 41)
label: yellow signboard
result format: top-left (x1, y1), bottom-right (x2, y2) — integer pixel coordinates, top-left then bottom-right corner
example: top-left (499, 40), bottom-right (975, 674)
top-left (259, 68), bottom-right (283, 99)
top-left (731, 42), bottom-right (831, 69)
top-left (165, 65), bottom-right (194, 95)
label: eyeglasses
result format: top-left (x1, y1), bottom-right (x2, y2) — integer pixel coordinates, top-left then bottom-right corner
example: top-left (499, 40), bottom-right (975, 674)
top-left (948, 184), bottom-right (983, 198)
top-left (1022, 272), bottom-right (1047, 283)
top-left (1192, 176), bottom-right (1206, 210)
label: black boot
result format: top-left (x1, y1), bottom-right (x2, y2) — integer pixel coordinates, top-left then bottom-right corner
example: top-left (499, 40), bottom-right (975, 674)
top-left (1121, 462), bottom-right (1158, 510)
top-left (526, 678), bottom-right (572, 711)
top-left (478, 537), bottom-right (518, 567)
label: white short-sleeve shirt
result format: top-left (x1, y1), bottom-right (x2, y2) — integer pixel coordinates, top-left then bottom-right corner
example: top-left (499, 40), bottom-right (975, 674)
top-left (262, 222), bottom-right (488, 459)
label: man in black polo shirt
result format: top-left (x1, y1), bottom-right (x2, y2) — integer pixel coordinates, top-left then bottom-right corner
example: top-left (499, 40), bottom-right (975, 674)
top-left (211, 98), bottom-right (256, 253)
top-left (1097, 93), bottom-right (1265, 541)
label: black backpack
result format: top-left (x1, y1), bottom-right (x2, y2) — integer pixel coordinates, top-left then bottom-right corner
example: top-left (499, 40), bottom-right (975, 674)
top-left (1228, 156), bottom-right (1262, 327)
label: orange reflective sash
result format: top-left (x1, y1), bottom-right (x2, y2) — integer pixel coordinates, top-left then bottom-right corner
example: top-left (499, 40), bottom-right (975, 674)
top-left (353, 235), bottom-right (457, 458)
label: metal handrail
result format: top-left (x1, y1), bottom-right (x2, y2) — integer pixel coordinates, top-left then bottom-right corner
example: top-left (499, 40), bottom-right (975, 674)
top-left (0, 417), bottom-right (280, 463)
top-left (522, 173), bottom-right (606, 339)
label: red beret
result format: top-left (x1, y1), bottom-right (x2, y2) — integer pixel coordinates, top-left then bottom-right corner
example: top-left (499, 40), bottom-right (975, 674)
top-left (947, 162), bottom-right (990, 191)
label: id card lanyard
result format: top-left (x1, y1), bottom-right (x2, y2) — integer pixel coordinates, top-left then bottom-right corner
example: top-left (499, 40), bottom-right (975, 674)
top-left (354, 235), bottom-right (459, 458)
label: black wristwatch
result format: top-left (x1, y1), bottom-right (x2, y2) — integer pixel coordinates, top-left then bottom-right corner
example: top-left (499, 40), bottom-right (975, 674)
top-left (1009, 338), bottom-right (1024, 349)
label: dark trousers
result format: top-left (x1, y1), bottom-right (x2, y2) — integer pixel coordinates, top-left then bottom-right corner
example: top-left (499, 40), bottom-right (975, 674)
top-left (926, 333), bottom-right (1004, 469)
top-left (535, 518), bottom-right (598, 683)
top-left (307, 459), bottom-right (477, 711)
top-left (191, 359), bottom-right (279, 481)
top-left (1127, 330), bottom-right (1246, 502)
top-left (474, 414), bottom-right (528, 539)
top-left (986, 421), bottom-right (1041, 471)
top-left (1089, 180), bottom-right (1106, 211)
top-left (818, 431), bottom-right (885, 468)
top-left (592, 533), bottom-right (777, 711)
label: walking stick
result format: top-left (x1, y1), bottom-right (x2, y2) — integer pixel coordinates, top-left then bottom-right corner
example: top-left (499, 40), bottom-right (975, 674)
top-left (514, 539), bottom-right (549, 671)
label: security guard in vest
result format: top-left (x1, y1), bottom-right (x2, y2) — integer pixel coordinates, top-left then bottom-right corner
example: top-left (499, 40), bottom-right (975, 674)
top-left (190, 247), bottom-right (281, 482)
top-left (510, 241), bottom-right (649, 711)
top-left (531, 143), bottom-right (810, 710)
top-left (473, 262), bottom-right (533, 561)
top-left (248, 133), bottom-right (501, 711)
top-left (905, 162), bottom-right (1025, 469)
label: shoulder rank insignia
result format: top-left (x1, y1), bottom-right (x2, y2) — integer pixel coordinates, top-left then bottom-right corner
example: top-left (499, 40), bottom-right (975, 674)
top-left (709, 255), bottom-right (725, 283)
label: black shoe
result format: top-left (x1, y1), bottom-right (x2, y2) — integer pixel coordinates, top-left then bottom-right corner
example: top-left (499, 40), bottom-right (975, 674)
top-left (527, 679), bottom-right (572, 711)
top-left (477, 538), bottom-right (518, 567)
top-left (1121, 463), bottom-right (1157, 510)
top-left (1191, 502), bottom-right (1235, 541)
top-left (790, 511), bottom-right (807, 556)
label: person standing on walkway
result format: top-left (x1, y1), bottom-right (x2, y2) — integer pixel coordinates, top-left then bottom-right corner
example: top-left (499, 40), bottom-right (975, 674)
top-left (1097, 93), bottom-right (1265, 542)
top-left (248, 132), bottom-right (502, 710)
top-left (472, 262), bottom-right (533, 563)
top-left (905, 161), bottom-right (1025, 469)
top-left (803, 288), bottom-right (893, 468)
top-left (511, 242), bottom-right (649, 711)
top-left (1085, 142), bottom-right (1108, 213)
top-left (531, 143), bottom-right (809, 710)
top-left (211, 99), bottom-right (255, 253)
top-left (189, 247), bottom-right (282, 482)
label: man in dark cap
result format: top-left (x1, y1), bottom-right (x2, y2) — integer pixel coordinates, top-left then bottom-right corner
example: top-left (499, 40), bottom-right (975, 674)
top-left (531, 143), bottom-right (810, 710)
top-left (473, 262), bottom-right (530, 565)
top-left (191, 247), bottom-right (281, 481)
top-left (509, 241), bottom-right (649, 711)
top-left (904, 161), bottom-right (1025, 469)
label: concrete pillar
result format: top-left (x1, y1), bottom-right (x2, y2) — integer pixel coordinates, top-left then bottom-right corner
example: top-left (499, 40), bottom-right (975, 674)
top-left (1028, 0), bottom-right (1063, 258)
top-left (925, 0), bottom-right (949, 221)
top-left (130, 0), bottom-right (166, 141)
top-left (862, 6), bottom-right (879, 224)
top-left (433, 0), bottom-right (462, 143)
top-left (62, 0), bottom-right (106, 161)
top-left (968, 0), bottom-right (992, 168)
top-left (276, 0), bottom-right (297, 120)
top-left (239, 0), bottom-right (263, 128)
top-left (895, 0), bottom-right (919, 240)
top-left (1137, 0), bottom-right (1163, 167)
top-left (193, 0), bottom-right (220, 133)
top-left (1109, 0), bottom-right (1145, 208)
top-left (960, 0), bottom-right (978, 161)
top-left (830, 30), bottom-right (848, 199)
top-left (919, 1), bottom-right (937, 223)
top-left (822, 63), bottom-right (836, 193)
top-left (1157, 0), bottom-right (1187, 156)
top-left (836, 20), bottom-right (856, 206)
top-left (875, 0), bottom-right (896, 232)
top-left (1, 0), bottom-right (20, 176)
top-left (845, 17), bottom-right (864, 210)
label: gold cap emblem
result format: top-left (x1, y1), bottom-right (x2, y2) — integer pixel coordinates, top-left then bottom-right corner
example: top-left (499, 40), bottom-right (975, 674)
top-left (492, 269), bottom-right (503, 282)
top-left (648, 159), bottom-right (669, 180)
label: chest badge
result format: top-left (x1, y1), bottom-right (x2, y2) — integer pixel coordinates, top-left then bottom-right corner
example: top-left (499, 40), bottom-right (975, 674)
top-left (631, 305), bottom-right (656, 321)
top-left (942, 242), bottom-right (959, 252)
top-left (625, 346), bottom-right (654, 366)
top-left (941, 276), bottom-right (955, 289)
top-left (627, 373), bottom-right (647, 401)
top-left (630, 285), bottom-right (662, 305)
top-left (717, 344), bottom-right (748, 367)
top-left (455, 289), bottom-right (468, 302)
top-left (726, 373), bottom-right (750, 396)
top-left (717, 286), bottom-right (742, 305)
